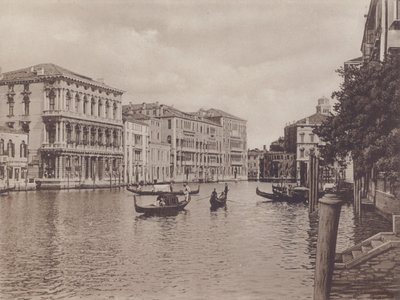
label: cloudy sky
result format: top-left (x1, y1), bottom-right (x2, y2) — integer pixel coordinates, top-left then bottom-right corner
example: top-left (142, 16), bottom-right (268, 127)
top-left (0, 0), bottom-right (369, 148)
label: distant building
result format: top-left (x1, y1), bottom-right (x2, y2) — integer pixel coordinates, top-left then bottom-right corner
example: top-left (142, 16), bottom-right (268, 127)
top-left (247, 148), bottom-right (264, 180)
top-left (123, 103), bottom-right (224, 182)
top-left (0, 64), bottom-right (124, 189)
top-left (0, 126), bottom-right (29, 189)
top-left (122, 116), bottom-right (149, 185)
top-left (270, 137), bottom-right (284, 152)
top-left (284, 97), bottom-right (331, 185)
top-left (197, 108), bottom-right (248, 180)
top-left (148, 117), bottom-right (171, 183)
top-left (261, 151), bottom-right (296, 182)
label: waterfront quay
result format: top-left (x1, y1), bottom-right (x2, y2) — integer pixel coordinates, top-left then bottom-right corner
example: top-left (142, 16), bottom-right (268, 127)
top-left (0, 182), bottom-right (392, 300)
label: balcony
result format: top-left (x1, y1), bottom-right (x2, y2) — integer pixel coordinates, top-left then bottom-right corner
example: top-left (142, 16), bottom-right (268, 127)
top-left (42, 110), bottom-right (122, 126)
top-left (41, 142), bottom-right (123, 154)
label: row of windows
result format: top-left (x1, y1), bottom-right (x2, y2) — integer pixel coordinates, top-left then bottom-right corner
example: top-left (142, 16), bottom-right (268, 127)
top-left (299, 133), bottom-right (315, 143)
top-left (0, 139), bottom-right (28, 158)
top-left (50, 90), bottom-right (119, 120)
top-left (172, 118), bottom-right (219, 135)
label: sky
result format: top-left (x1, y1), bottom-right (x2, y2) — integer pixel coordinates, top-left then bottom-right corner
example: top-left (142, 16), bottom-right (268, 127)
top-left (0, 0), bottom-right (370, 149)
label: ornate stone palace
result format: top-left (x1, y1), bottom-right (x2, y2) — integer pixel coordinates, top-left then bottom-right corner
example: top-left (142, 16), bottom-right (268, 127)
top-left (0, 63), bottom-right (124, 189)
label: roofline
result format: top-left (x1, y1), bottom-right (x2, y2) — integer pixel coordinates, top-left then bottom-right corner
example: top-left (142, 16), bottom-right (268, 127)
top-left (0, 74), bottom-right (124, 95)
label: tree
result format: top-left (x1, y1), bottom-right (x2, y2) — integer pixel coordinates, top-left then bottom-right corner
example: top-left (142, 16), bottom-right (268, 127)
top-left (314, 55), bottom-right (400, 179)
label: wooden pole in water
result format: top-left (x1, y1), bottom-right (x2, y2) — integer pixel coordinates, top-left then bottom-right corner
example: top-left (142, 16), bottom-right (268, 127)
top-left (309, 155), bottom-right (315, 213)
top-left (314, 194), bottom-right (343, 300)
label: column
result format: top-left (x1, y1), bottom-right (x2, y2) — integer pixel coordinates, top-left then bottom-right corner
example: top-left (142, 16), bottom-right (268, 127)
top-left (55, 122), bottom-right (59, 143)
top-left (43, 125), bottom-right (47, 143)
top-left (55, 156), bottom-right (59, 179)
top-left (43, 90), bottom-right (48, 111)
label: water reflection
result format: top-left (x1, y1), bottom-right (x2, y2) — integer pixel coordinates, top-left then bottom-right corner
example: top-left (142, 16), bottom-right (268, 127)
top-left (0, 182), bottom-right (392, 300)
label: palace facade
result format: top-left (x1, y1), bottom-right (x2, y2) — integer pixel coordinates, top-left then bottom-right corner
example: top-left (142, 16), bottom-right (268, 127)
top-left (0, 64), bottom-right (124, 189)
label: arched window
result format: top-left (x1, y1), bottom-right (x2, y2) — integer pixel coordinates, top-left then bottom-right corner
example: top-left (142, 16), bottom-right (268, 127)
top-left (23, 95), bottom-right (30, 115)
top-left (49, 90), bottom-right (56, 111)
top-left (113, 130), bottom-right (118, 147)
top-left (20, 141), bottom-right (27, 158)
top-left (75, 94), bottom-right (80, 112)
top-left (83, 127), bottom-right (89, 145)
top-left (66, 124), bottom-right (72, 143)
top-left (98, 100), bottom-right (102, 117)
top-left (75, 125), bottom-right (81, 144)
top-left (91, 98), bottom-right (96, 116)
top-left (113, 102), bottom-right (117, 120)
top-left (7, 140), bottom-right (15, 157)
top-left (83, 96), bottom-right (88, 115)
top-left (105, 101), bottom-right (110, 118)
top-left (66, 91), bottom-right (71, 111)
top-left (167, 135), bottom-right (171, 144)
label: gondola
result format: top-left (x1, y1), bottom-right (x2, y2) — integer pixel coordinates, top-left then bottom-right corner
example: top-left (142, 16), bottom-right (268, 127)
top-left (255, 186), bottom-right (276, 200)
top-left (210, 191), bottom-right (227, 209)
top-left (256, 186), bottom-right (308, 203)
top-left (134, 194), bottom-right (191, 215)
top-left (0, 186), bottom-right (15, 195)
top-left (127, 185), bottom-right (200, 196)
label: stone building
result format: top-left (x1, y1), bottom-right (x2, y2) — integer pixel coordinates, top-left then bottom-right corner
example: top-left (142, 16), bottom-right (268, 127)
top-left (247, 148), bottom-right (264, 181)
top-left (284, 97), bottom-right (331, 186)
top-left (261, 151), bottom-right (296, 182)
top-left (197, 108), bottom-right (248, 180)
top-left (122, 116), bottom-right (149, 185)
top-left (123, 102), bottom-right (225, 182)
top-left (148, 117), bottom-right (171, 183)
top-left (0, 126), bottom-right (31, 190)
top-left (0, 64), bottom-right (124, 189)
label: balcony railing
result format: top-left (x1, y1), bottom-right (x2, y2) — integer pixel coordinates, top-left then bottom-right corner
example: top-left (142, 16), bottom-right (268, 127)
top-left (42, 110), bottom-right (122, 126)
top-left (42, 142), bottom-right (123, 154)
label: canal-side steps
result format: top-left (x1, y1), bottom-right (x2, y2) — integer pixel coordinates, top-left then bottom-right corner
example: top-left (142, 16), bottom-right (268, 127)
top-left (334, 232), bottom-right (400, 269)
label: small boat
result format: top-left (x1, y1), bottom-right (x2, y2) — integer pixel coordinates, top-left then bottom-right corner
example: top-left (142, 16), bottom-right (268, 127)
top-left (210, 191), bottom-right (227, 209)
top-left (134, 194), bottom-right (191, 215)
top-left (0, 186), bottom-right (15, 195)
top-left (127, 185), bottom-right (200, 196)
top-left (256, 186), bottom-right (276, 200)
top-left (256, 186), bottom-right (308, 203)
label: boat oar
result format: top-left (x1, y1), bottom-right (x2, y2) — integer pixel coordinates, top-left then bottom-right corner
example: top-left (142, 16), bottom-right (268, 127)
top-left (196, 195), bottom-right (211, 201)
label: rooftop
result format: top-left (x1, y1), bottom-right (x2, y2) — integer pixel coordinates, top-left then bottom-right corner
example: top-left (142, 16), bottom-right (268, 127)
top-left (0, 63), bottom-right (123, 94)
top-left (199, 108), bottom-right (246, 122)
top-left (296, 112), bottom-right (329, 125)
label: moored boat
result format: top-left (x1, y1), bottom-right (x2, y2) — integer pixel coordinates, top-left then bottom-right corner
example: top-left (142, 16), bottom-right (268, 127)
top-left (134, 194), bottom-right (191, 215)
top-left (0, 186), bottom-right (15, 195)
top-left (127, 185), bottom-right (200, 196)
top-left (256, 186), bottom-right (308, 203)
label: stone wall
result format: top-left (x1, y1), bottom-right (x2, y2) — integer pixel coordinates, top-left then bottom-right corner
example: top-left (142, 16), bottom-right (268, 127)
top-left (330, 248), bottom-right (400, 299)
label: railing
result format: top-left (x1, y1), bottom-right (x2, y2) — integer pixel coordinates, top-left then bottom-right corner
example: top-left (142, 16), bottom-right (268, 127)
top-left (42, 142), bottom-right (123, 153)
top-left (42, 110), bottom-right (122, 126)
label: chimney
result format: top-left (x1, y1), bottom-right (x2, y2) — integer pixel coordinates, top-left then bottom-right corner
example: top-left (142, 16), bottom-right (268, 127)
top-left (0, 67), bottom-right (3, 80)
top-left (96, 78), bottom-right (105, 83)
top-left (263, 145), bottom-right (266, 151)
top-left (306, 117), bottom-right (310, 124)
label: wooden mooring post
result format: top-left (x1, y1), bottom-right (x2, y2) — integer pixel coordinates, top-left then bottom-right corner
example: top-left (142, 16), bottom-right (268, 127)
top-left (309, 155), bottom-right (320, 213)
top-left (314, 195), bottom-right (343, 300)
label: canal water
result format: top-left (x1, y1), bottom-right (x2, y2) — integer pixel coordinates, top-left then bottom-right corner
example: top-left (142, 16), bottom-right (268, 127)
top-left (0, 181), bottom-right (392, 300)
